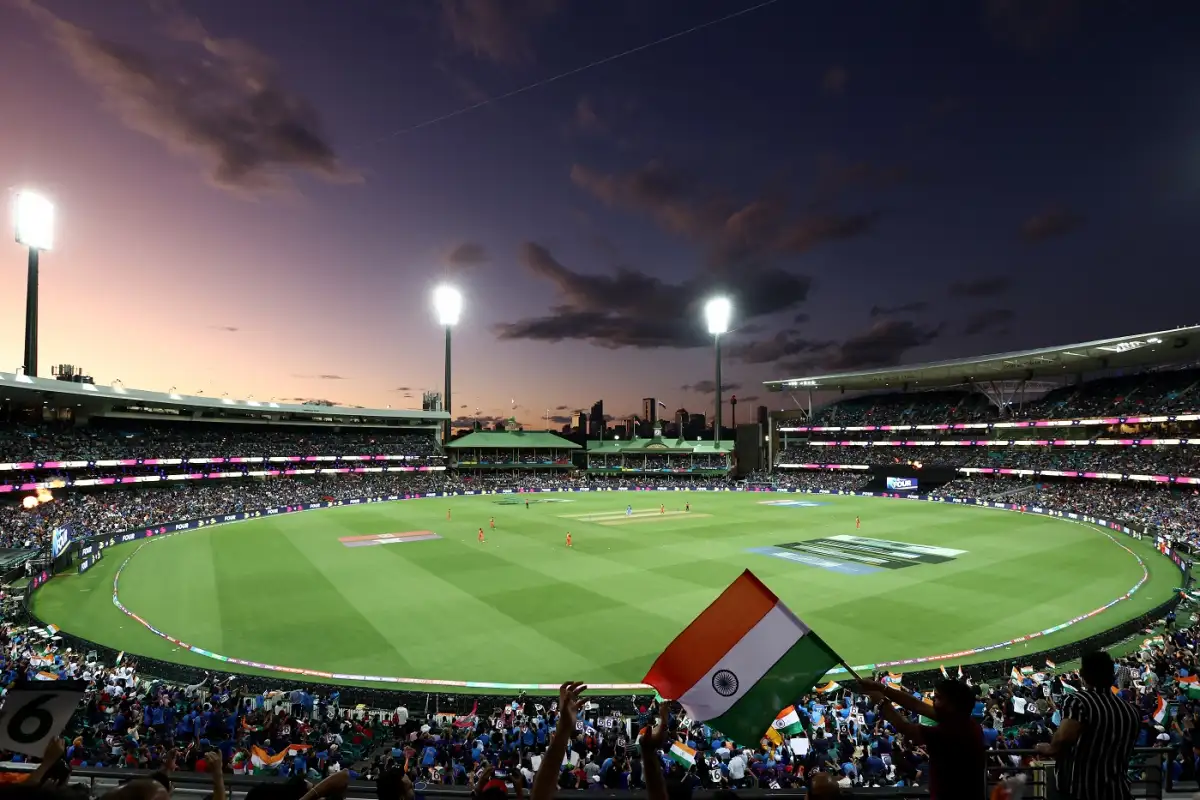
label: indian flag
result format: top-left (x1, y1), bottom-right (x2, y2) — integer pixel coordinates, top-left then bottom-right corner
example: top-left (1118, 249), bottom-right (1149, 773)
top-left (1062, 683), bottom-right (1078, 694)
top-left (939, 665), bottom-right (948, 679)
top-left (668, 741), bottom-right (696, 768)
top-left (814, 681), bottom-right (840, 694)
top-left (1020, 666), bottom-right (1035, 675)
top-left (1010, 667), bottom-right (1022, 684)
top-left (1178, 675), bottom-right (1198, 685)
top-left (250, 746), bottom-right (286, 769)
top-left (772, 706), bottom-right (805, 736)
top-left (643, 570), bottom-right (842, 747)
top-left (1045, 659), bottom-right (1056, 670)
top-left (1153, 694), bottom-right (1168, 724)
top-left (1184, 685), bottom-right (1200, 701)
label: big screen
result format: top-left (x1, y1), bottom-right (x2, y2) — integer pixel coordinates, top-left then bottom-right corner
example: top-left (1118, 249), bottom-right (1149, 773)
top-left (51, 525), bottom-right (73, 558)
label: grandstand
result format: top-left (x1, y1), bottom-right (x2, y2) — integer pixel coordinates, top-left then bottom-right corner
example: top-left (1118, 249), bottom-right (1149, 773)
top-left (0, 340), bottom-right (1197, 796)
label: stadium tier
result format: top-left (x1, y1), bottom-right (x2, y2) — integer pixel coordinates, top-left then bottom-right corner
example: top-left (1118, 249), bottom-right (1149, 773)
top-left (0, 357), bottom-right (1195, 793)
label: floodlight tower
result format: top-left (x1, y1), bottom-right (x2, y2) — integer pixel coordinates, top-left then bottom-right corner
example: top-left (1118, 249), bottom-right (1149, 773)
top-left (13, 191), bottom-right (55, 378)
top-left (704, 297), bottom-right (731, 442)
top-left (433, 285), bottom-right (463, 443)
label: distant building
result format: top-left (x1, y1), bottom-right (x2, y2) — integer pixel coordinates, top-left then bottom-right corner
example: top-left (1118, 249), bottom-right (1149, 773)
top-left (642, 397), bottom-right (658, 424)
top-left (687, 412), bottom-right (706, 438)
top-left (675, 407), bottom-right (688, 430)
top-left (589, 400), bottom-right (604, 438)
top-left (570, 409), bottom-right (587, 432)
top-left (757, 404), bottom-right (769, 431)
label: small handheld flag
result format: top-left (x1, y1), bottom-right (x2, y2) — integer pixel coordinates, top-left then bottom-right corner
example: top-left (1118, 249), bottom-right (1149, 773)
top-left (642, 570), bottom-right (843, 747)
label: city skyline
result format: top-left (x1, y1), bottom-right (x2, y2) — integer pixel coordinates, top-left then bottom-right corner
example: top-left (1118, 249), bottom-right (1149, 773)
top-left (3, 0), bottom-right (1198, 429)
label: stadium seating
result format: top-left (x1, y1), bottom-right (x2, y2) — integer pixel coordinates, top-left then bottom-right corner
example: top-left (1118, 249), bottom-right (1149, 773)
top-left (800, 367), bottom-right (1200, 427)
top-left (0, 418), bottom-right (1189, 793)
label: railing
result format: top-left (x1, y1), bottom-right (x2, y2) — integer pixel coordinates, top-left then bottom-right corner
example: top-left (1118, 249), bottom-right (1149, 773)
top-left (4, 748), bottom-right (1176, 798)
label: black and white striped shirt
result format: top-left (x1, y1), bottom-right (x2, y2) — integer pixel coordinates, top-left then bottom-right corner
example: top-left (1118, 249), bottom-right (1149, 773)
top-left (1056, 688), bottom-right (1141, 800)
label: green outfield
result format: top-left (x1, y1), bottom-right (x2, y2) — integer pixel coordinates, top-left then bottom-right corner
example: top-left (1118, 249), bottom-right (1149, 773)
top-left (32, 492), bottom-right (1179, 692)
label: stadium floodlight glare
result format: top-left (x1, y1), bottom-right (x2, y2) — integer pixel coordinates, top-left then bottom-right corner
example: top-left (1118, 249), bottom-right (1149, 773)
top-left (14, 191), bottom-right (54, 251)
top-left (13, 190), bottom-right (56, 379)
top-left (704, 296), bottom-right (731, 335)
top-left (433, 285), bottom-right (463, 443)
top-left (433, 284), bottom-right (463, 327)
top-left (704, 296), bottom-right (732, 441)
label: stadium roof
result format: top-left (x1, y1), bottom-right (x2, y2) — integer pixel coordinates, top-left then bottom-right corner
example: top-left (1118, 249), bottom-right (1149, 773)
top-left (764, 325), bottom-right (1200, 392)
top-left (587, 437), bottom-right (734, 453)
top-left (0, 371), bottom-right (448, 422)
top-left (445, 431), bottom-right (581, 449)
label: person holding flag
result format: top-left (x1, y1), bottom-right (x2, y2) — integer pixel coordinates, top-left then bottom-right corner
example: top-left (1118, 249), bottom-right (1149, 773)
top-left (857, 675), bottom-right (985, 799)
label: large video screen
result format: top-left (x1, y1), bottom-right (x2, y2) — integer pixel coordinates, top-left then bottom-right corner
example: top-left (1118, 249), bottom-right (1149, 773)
top-left (51, 525), bottom-right (73, 558)
top-left (885, 477), bottom-right (917, 492)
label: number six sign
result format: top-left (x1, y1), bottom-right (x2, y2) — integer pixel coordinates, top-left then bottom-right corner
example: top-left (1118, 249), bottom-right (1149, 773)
top-left (0, 681), bottom-right (87, 757)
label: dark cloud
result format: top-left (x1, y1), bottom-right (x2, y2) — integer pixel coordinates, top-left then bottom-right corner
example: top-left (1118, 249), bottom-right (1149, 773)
top-left (736, 395), bottom-right (760, 404)
top-left (728, 331), bottom-right (836, 365)
top-left (793, 313), bottom-right (810, 324)
top-left (822, 65), bottom-right (849, 95)
top-left (20, 1), bottom-right (358, 193)
top-left (394, 386), bottom-right (413, 392)
top-left (282, 397), bottom-right (341, 405)
top-left (570, 161), bottom-right (879, 268)
top-left (822, 320), bottom-right (942, 371)
top-left (768, 320), bottom-right (941, 375)
top-left (445, 242), bottom-right (489, 265)
top-left (985, 0), bottom-right (1078, 50)
top-left (494, 242), bottom-right (812, 349)
top-left (963, 308), bottom-right (1016, 336)
top-left (460, 404), bottom-right (468, 409)
top-left (440, 0), bottom-right (558, 64)
top-left (682, 380), bottom-right (742, 394)
top-left (869, 301), bottom-right (929, 318)
top-left (547, 414), bottom-right (572, 425)
top-left (1021, 208), bottom-right (1083, 242)
top-left (292, 374), bottom-right (347, 381)
top-left (554, 405), bottom-right (570, 411)
top-left (208, 325), bottom-right (240, 332)
top-left (948, 277), bottom-right (1012, 298)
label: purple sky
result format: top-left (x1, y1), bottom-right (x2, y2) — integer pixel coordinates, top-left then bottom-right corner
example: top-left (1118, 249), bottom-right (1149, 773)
top-left (2, 0), bottom-right (1198, 429)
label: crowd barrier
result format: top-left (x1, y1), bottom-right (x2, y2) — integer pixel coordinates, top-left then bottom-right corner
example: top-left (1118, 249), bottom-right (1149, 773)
top-left (22, 485), bottom-right (1186, 711)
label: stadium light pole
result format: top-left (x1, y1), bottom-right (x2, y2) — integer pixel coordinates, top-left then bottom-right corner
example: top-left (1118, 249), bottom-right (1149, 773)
top-left (433, 285), bottom-right (463, 444)
top-left (704, 297), bottom-right (731, 442)
top-left (13, 191), bottom-right (55, 378)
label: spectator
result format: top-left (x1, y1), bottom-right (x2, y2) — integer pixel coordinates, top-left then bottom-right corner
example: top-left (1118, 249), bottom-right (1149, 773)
top-left (1036, 650), bottom-right (1141, 800)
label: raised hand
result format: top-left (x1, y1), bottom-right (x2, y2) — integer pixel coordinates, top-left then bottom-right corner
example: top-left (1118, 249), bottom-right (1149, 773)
top-left (556, 682), bottom-right (587, 734)
top-left (640, 701), bottom-right (672, 752)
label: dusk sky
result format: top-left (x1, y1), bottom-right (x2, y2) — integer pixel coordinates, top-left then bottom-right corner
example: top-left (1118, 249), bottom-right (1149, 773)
top-left (2, 0), bottom-right (1199, 429)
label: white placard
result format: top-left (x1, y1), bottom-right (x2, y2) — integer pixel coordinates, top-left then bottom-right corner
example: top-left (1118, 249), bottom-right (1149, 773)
top-left (0, 682), bottom-right (87, 758)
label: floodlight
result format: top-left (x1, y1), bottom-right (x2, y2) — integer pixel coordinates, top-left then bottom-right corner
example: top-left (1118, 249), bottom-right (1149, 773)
top-left (14, 191), bottom-right (55, 251)
top-left (433, 285), bottom-right (463, 327)
top-left (704, 296), bottom-right (731, 335)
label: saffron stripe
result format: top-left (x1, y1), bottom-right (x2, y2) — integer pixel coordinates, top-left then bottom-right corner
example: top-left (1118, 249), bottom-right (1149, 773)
top-left (643, 570), bottom-right (777, 699)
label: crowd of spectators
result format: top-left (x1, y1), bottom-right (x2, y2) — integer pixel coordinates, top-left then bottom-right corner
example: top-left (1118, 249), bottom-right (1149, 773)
top-left (776, 443), bottom-right (1200, 476)
top-left (805, 367), bottom-right (1200, 428)
top-left (0, 423), bottom-right (441, 463)
top-left (6, 626), bottom-right (1188, 795)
